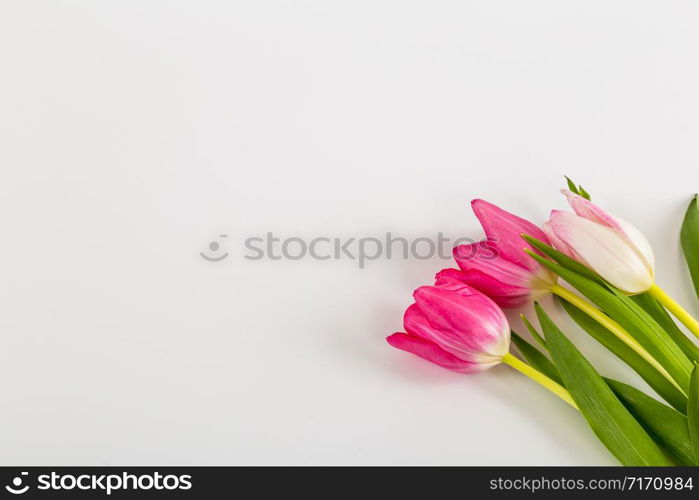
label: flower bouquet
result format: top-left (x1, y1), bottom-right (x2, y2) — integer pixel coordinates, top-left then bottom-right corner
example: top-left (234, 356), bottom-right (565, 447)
top-left (387, 179), bottom-right (699, 466)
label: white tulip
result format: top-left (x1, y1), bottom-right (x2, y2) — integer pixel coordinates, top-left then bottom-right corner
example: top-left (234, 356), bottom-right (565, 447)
top-left (544, 190), bottom-right (655, 294)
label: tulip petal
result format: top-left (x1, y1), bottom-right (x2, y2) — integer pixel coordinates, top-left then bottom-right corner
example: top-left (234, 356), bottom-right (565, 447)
top-left (471, 199), bottom-right (549, 271)
top-left (411, 284), bottom-right (510, 360)
top-left (434, 268), bottom-right (471, 287)
top-left (449, 268), bottom-right (532, 308)
top-left (563, 190), bottom-right (655, 272)
top-left (452, 241), bottom-right (554, 306)
top-left (435, 266), bottom-right (531, 308)
top-left (563, 189), bottom-right (622, 231)
top-left (615, 217), bottom-right (655, 273)
top-left (453, 241), bottom-right (532, 289)
top-left (386, 332), bottom-right (488, 373)
top-left (403, 303), bottom-right (481, 358)
top-left (542, 221), bottom-right (583, 261)
top-left (549, 211), bottom-right (653, 293)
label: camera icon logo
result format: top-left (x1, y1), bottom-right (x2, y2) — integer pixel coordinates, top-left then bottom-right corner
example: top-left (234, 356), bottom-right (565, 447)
top-left (5, 472), bottom-right (29, 495)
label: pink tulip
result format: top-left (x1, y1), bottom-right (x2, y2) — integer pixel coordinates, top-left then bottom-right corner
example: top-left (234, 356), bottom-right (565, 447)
top-left (386, 279), bottom-right (510, 373)
top-left (452, 199), bottom-right (556, 308)
top-left (544, 190), bottom-right (655, 294)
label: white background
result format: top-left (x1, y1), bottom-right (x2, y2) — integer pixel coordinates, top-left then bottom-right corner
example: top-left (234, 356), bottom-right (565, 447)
top-left (1, 1), bottom-right (698, 465)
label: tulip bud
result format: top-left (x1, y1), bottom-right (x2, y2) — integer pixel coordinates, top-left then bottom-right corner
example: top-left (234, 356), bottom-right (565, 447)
top-left (452, 199), bottom-right (556, 307)
top-left (544, 190), bottom-right (655, 294)
top-left (386, 279), bottom-right (510, 373)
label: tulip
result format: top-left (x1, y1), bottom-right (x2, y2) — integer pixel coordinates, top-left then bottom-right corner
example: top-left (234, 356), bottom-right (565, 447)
top-left (386, 280), bottom-right (510, 373)
top-left (544, 190), bottom-right (655, 294)
top-left (386, 277), bottom-right (577, 407)
top-left (452, 199), bottom-right (556, 308)
top-left (546, 189), bottom-right (699, 340)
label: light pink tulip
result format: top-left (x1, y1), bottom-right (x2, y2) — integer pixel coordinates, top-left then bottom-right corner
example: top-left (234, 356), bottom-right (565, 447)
top-left (386, 279), bottom-right (510, 373)
top-left (451, 199), bottom-right (556, 308)
top-left (544, 190), bottom-right (655, 294)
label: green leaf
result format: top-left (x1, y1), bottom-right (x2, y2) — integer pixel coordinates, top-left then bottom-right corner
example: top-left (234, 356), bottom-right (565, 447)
top-left (511, 331), bottom-right (562, 385)
top-left (607, 285), bottom-right (694, 389)
top-left (528, 251), bottom-right (693, 391)
top-left (565, 176), bottom-right (579, 194)
top-left (578, 185), bottom-right (591, 201)
top-left (681, 195), bottom-right (699, 301)
top-left (521, 241), bottom-right (689, 371)
top-left (519, 313), bottom-right (548, 350)
top-left (535, 304), bottom-right (673, 465)
top-left (632, 293), bottom-right (699, 364)
top-left (689, 364), bottom-right (699, 461)
top-left (561, 299), bottom-right (687, 413)
top-left (606, 378), bottom-right (696, 466)
top-left (535, 305), bottom-right (673, 465)
top-left (563, 176), bottom-right (591, 200)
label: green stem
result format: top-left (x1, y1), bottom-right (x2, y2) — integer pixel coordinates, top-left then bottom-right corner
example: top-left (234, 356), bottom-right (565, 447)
top-left (648, 283), bottom-right (699, 341)
top-left (501, 352), bottom-right (578, 409)
top-left (551, 284), bottom-right (686, 395)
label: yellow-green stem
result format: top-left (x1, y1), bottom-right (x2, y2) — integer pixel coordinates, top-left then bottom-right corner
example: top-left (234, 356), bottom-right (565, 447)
top-left (648, 283), bottom-right (699, 341)
top-left (502, 352), bottom-right (578, 409)
top-left (551, 284), bottom-right (685, 395)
